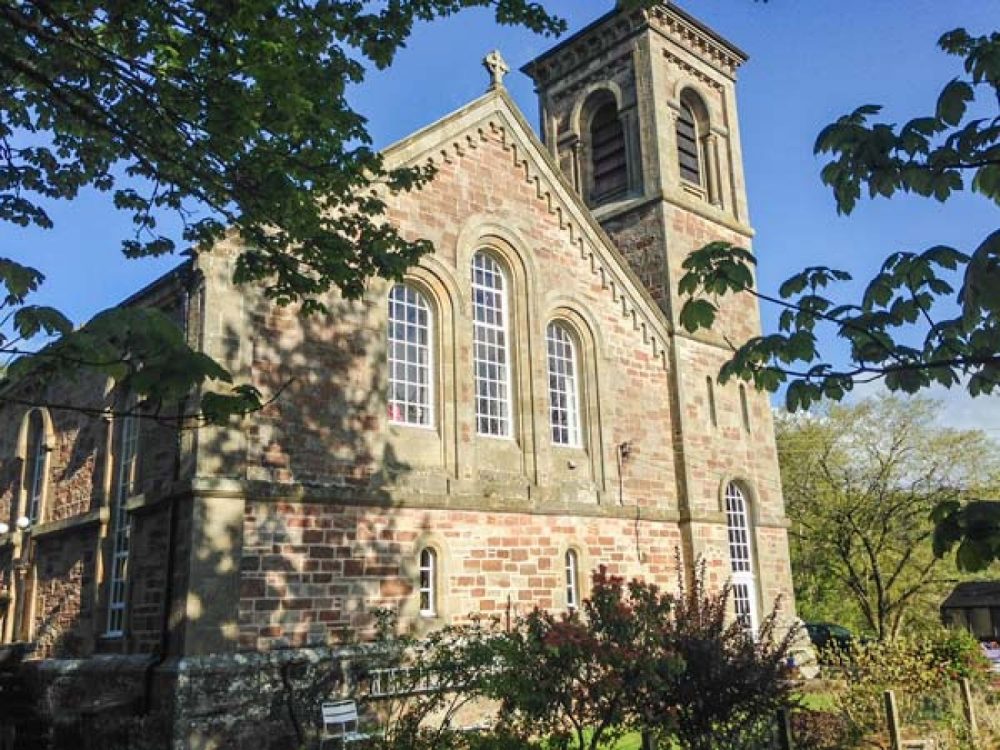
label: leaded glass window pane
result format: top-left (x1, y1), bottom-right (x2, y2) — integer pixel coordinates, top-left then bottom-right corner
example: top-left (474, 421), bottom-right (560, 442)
top-left (387, 284), bottom-right (434, 427)
top-left (472, 253), bottom-right (511, 437)
top-left (546, 323), bottom-right (581, 447)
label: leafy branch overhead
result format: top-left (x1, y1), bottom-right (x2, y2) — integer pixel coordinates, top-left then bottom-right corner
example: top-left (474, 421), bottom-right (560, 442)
top-left (0, 257), bottom-right (262, 423)
top-left (678, 28), bottom-right (1000, 414)
top-left (0, 0), bottom-right (566, 422)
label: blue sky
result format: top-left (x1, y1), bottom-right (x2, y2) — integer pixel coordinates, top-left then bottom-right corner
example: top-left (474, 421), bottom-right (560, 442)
top-left (6, 1), bottom-right (998, 428)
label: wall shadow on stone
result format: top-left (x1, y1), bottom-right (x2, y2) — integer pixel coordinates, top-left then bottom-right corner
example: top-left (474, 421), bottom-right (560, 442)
top-left (166, 297), bottom-right (420, 748)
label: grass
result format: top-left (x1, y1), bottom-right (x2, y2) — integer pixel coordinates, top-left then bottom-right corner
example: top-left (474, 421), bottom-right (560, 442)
top-left (611, 733), bottom-right (642, 750)
top-left (797, 691), bottom-right (837, 712)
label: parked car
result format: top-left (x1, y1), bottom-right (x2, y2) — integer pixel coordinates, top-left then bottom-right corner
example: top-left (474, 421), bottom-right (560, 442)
top-left (804, 622), bottom-right (863, 656)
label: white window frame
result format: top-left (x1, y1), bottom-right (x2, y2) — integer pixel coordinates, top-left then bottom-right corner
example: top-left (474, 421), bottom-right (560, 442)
top-left (565, 549), bottom-right (580, 611)
top-left (418, 547), bottom-right (437, 617)
top-left (725, 482), bottom-right (758, 634)
top-left (387, 284), bottom-right (434, 428)
top-left (107, 411), bottom-right (139, 637)
top-left (25, 410), bottom-right (47, 524)
top-left (471, 252), bottom-right (512, 438)
top-left (546, 323), bottom-right (582, 447)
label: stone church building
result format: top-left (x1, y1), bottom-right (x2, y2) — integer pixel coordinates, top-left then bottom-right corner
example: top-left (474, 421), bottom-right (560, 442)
top-left (0, 3), bottom-right (795, 747)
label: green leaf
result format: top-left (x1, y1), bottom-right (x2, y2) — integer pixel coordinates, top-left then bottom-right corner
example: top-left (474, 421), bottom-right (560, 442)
top-left (679, 299), bottom-right (718, 333)
top-left (935, 79), bottom-right (974, 126)
top-left (12, 305), bottom-right (73, 339)
top-left (0, 258), bottom-right (45, 306)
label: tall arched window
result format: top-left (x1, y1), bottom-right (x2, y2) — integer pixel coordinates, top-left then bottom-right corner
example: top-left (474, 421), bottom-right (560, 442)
top-left (107, 408), bottom-right (139, 637)
top-left (565, 549), bottom-right (580, 610)
top-left (725, 482), bottom-right (758, 633)
top-left (22, 409), bottom-right (48, 524)
top-left (471, 252), bottom-right (512, 438)
top-left (546, 323), bottom-right (581, 447)
top-left (589, 101), bottom-right (627, 201)
top-left (418, 547), bottom-right (437, 617)
top-left (387, 284), bottom-right (434, 427)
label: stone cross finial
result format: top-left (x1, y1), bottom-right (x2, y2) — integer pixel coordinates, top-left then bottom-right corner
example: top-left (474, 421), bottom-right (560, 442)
top-left (483, 50), bottom-right (509, 90)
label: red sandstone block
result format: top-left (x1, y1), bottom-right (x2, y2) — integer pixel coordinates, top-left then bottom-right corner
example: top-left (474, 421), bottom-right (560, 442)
top-left (380, 579), bottom-right (412, 597)
top-left (343, 560), bottom-right (363, 576)
top-left (241, 579), bottom-right (265, 598)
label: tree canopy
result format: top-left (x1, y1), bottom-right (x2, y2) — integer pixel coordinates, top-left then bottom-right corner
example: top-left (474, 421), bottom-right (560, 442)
top-left (0, 0), bottom-right (565, 422)
top-left (679, 28), bottom-right (999, 410)
top-left (777, 396), bottom-right (1000, 638)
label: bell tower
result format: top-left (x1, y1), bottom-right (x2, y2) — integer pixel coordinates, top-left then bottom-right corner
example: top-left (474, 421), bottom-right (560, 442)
top-left (522, 1), bottom-right (752, 327)
top-left (524, 3), bottom-right (795, 619)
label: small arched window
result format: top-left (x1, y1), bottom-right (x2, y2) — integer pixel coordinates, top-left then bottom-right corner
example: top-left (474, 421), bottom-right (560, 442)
top-left (546, 323), bottom-right (581, 447)
top-left (565, 550), bottom-right (580, 610)
top-left (418, 547), bottom-right (437, 617)
top-left (387, 283), bottom-right (434, 427)
top-left (471, 251), bottom-right (512, 438)
top-left (107, 407), bottom-right (140, 637)
top-left (589, 101), bottom-right (627, 201)
top-left (22, 409), bottom-right (48, 525)
top-left (725, 482), bottom-right (758, 633)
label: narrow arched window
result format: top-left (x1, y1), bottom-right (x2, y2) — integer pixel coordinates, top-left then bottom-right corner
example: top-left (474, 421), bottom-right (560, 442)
top-left (387, 284), bottom-right (434, 427)
top-left (22, 410), bottom-right (48, 524)
top-left (590, 102), bottom-right (627, 200)
top-left (565, 550), bottom-right (580, 610)
top-left (676, 101), bottom-right (702, 185)
top-left (706, 376), bottom-right (718, 429)
top-left (107, 407), bottom-right (139, 637)
top-left (472, 252), bottom-right (511, 438)
top-left (739, 384), bottom-right (751, 433)
top-left (546, 323), bottom-right (581, 447)
top-left (418, 547), bottom-right (437, 617)
top-left (725, 482), bottom-right (757, 633)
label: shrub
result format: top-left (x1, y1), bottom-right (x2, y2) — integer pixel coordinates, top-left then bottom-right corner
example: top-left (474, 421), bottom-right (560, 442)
top-left (483, 560), bottom-right (798, 750)
top-left (483, 568), bottom-right (676, 750)
top-left (826, 628), bottom-right (994, 749)
top-left (350, 609), bottom-right (502, 750)
top-left (789, 709), bottom-right (851, 750)
top-left (642, 561), bottom-right (797, 750)
top-left (926, 628), bottom-right (992, 683)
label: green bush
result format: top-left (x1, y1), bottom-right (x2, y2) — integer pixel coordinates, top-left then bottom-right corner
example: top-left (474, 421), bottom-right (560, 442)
top-left (824, 627), bottom-right (993, 749)
top-left (926, 628), bottom-right (992, 683)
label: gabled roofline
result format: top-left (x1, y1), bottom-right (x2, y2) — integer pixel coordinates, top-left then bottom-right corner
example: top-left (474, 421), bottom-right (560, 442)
top-left (381, 84), bottom-right (678, 370)
top-left (117, 258), bottom-right (195, 309)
